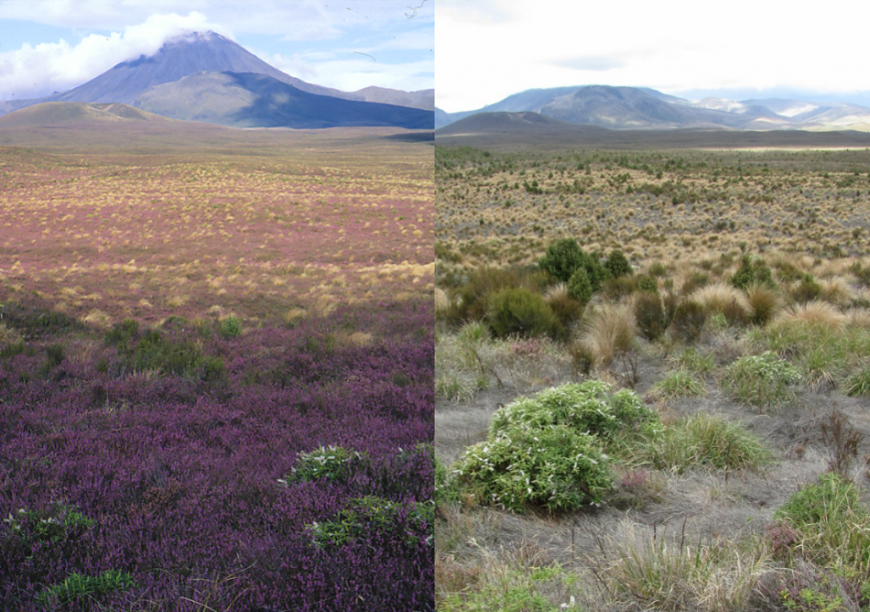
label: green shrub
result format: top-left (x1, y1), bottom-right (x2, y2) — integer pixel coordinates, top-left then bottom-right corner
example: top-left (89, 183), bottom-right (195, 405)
top-left (218, 315), bottom-right (242, 338)
top-left (606, 250), bottom-right (633, 279)
top-left (306, 495), bottom-right (433, 549)
top-left (729, 255), bottom-right (776, 290)
top-left (776, 472), bottom-right (866, 531)
top-left (282, 445), bottom-right (369, 484)
top-left (635, 274), bottom-right (659, 295)
top-left (487, 287), bottom-right (561, 339)
top-left (567, 267), bottom-right (593, 303)
top-left (453, 425), bottom-right (613, 512)
top-left (35, 570), bottom-right (137, 606)
top-left (545, 293), bottom-right (585, 331)
top-left (538, 238), bottom-right (585, 283)
top-left (435, 456), bottom-right (460, 506)
top-left (723, 351), bottom-right (801, 410)
top-left (489, 380), bottom-right (657, 439)
top-left (792, 274), bottom-right (822, 303)
top-left (634, 292), bottom-right (666, 341)
top-left (668, 299), bottom-right (707, 343)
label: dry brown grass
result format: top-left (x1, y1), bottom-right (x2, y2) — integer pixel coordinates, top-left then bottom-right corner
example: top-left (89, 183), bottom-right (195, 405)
top-left (579, 303), bottom-right (636, 367)
top-left (775, 300), bottom-right (845, 328)
top-left (690, 283), bottom-right (751, 318)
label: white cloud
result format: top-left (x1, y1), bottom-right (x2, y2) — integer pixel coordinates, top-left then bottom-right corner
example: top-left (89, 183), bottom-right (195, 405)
top-left (265, 52), bottom-right (433, 93)
top-left (436, 0), bottom-right (870, 112)
top-left (0, 12), bottom-right (229, 100)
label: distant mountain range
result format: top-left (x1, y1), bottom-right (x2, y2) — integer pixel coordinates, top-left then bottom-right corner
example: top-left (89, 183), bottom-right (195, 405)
top-left (435, 85), bottom-right (870, 132)
top-left (0, 31), bottom-right (433, 130)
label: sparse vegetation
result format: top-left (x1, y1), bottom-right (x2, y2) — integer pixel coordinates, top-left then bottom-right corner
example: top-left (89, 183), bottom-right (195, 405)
top-left (436, 144), bottom-right (870, 611)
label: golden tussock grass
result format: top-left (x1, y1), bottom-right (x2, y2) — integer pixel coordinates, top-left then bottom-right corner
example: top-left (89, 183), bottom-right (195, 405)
top-left (775, 300), bottom-right (845, 328)
top-left (690, 283), bottom-right (751, 318)
top-left (579, 303), bottom-right (636, 368)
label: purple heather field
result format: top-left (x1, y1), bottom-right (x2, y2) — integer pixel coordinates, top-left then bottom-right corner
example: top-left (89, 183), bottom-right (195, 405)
top-left (0, 299), bottom-right (434, 611)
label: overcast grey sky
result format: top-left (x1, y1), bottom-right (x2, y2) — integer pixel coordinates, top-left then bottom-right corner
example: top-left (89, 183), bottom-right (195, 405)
top-left (436, 0), bottom-right (870, 113)
top-left (0, 0), bottom-right (433, 102)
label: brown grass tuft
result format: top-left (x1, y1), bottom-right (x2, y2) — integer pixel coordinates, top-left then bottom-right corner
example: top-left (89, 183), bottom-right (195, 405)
top-left (580, 303), bottom-right (636, 367)
top-left (775, 300), bottom-right (845, 328)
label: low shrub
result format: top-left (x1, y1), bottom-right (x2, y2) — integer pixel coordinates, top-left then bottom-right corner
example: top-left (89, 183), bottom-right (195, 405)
top-left (489, 380), bottom-right (657, 439)
top-left (453, 424), bottom-right (613, 512)
top-left (746, 284), bottom-right (781, 326)
top-left (605, 250), bottom-right (633, 279)
top-left (487, 287), bottom-right (561, 339)
top-left (729, 255), bottom-right (776, 291)
top-left (567, 267), bottom-right (593, 303)
top-left (306, 495), bottom-right (433, 549)
top-left (283, 445), bottom-right (369, 484)
top-left (723, 351), bottom-right (801, 410)
top-left (792, 274), bottom-right (823, 304)
top-left (635, 292), bottom-right (667, 341)
top-left (218, 315), bottom-right (242, 338)
top-left (668, 299), bottom-right (707, 343)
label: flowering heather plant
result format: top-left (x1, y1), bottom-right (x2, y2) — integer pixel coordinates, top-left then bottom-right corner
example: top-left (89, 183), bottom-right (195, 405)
top-left (0, 299), bottom-right (434, 611)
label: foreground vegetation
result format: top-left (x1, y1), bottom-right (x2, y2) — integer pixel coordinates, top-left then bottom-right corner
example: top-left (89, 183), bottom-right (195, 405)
top-left (0, 128), bottom-right (434, 610)
top-left (435, 144), bottom-right (870, 611)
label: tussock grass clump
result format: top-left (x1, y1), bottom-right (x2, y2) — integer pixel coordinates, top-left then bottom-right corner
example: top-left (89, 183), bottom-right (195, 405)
top-left (745, 284), bottom-right (781, 326)
top-left (640, 413), bottom-right (773, 473)
top-left (722, 351), bottom-right (800, 410)
top-left (580, 303), bottom-right (636, 367)
top-left (601, 524), bottom-right (770, 612)
top-left (691, 283), bottom-right (751, 326)
top-left (775, 300), bottom-right (845, 328)
top-left (819, 277), bottom-right (854, 306)
top-left (773, 472), bottom-right (870, 597)
top-left (649, 369), bottom-right (706, 401)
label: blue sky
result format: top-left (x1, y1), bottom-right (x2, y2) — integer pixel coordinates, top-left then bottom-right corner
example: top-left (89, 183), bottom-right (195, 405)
top-left (436, 0), bottom-right (870, 113)
top-left (0, 1), bottom-right (433, 102)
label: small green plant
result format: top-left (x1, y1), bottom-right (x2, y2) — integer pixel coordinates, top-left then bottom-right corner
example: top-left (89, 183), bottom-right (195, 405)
top-left (843, 363), bottom-right (870, 397)
top-left (306, 496), bottom-right (433, 549)
top-left (723, 351), bottom-right (801, 410)
top-left (218, 315), bottom-right (242, 338)
top-left (35, 570), bottom-right (137, 606)
top-left (729, 255), bottom-right (776, 290)
top-left (649, 369), bottom-right (706, 400)
top-left (281, 445), bottom-right (368, 484)
top-left (671, 348), bottom-right (715, 374)
top-left (641, 413), bottom-right (772, 472)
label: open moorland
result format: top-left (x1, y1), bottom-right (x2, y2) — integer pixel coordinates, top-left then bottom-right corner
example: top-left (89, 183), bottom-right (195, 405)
top-left (435, 143), bottom-right (870, 611)
top-left (0, 122), bottom-right (434, 611)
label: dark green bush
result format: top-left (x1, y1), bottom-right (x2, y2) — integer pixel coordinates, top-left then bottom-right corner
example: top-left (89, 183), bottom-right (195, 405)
top-left (636, 274), bottom-right (659, 295)
top-left (567, 267), bottom-right (593, 303)
top-left (546, 293), bottom-right (585, 332)
top-left (635, 292), bottom-right (667, 341)
top-left (539, 238), bottom-right (585, 282)
top-left (487, 287), bottom-right (561, 339)
top-left (219, 316), bottom-right (242, 338)
top-left (605, 250), bottom-right (633, 279)
top-left (668, 299), bottom-right (707, 343)
top-left (729, 255), bottom-right (776, 290)
top-left (792, 274), bottom-right (822, 303)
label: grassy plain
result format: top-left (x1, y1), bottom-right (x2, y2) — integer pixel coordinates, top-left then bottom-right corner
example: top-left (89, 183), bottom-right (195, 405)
top-left (435, 142), bottom-right (870, 611)
top-left (0, 123), bottom-right (433, 326)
